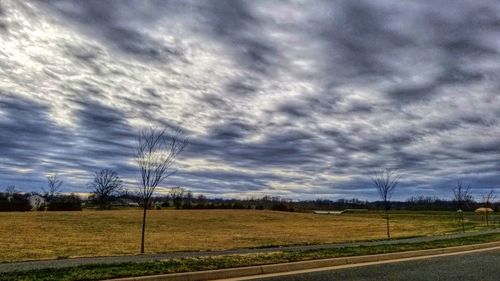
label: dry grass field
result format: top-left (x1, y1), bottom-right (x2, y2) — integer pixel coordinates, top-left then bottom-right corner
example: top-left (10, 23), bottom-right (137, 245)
top-left (0, 209), bottom-right (483, 262)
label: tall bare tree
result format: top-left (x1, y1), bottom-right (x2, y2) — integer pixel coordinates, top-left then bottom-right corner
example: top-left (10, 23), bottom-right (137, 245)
top-left (44, 173), bottom-right (63, 201)
top-left (88, 169), bottom-right (123, 210)
top-left (136, 127), bottom-right (188, 254)
top-left (482, 189), bottom-right (496, 226)
top-left (370, 168), bottom-right (400, 238)
top-left (453, 180), bottom-right (473, 233)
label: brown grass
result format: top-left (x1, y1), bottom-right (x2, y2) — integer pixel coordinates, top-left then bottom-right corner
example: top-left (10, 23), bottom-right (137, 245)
top-left (0, 209), bottom-right (464, 262)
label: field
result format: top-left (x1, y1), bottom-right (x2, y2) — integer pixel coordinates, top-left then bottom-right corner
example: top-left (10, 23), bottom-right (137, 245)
top-left (0, 209), bottom-right (496, 262)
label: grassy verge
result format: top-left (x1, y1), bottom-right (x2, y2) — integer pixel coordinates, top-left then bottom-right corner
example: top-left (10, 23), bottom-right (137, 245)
top-left (2, 233), bottom-right (499, 281)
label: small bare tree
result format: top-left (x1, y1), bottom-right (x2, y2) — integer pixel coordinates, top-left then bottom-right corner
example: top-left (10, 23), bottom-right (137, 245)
top-left (44, 173), bottom-right (63, 201)
top-left (482, 190), bottom-right (496, 226)
top-left (370, 168), bottom-right (400, 238)
top-left (88, 169), bottom-right (123, 210)
top-left (170, 187), bottom-right (186, 209)
top-left (453, 180), bottom-right (473, 233)
top-left (136, 127), bottom-right (188, 254)
top-left (5, 185), bottom-right (16, 197)
top-left (196, 194), bottom-right (208, 208)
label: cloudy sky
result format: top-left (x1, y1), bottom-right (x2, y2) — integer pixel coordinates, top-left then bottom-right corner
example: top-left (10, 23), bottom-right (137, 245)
top-left (0, 0), bottom-right (499, 200)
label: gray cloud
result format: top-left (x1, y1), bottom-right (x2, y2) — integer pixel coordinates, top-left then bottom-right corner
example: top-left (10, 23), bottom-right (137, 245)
top-left (0, 0), bottom-right (499, 199)
top-left (0, 93), bottom-right (73, 162)
top-left (0, 3), bottom-right (7, 31)
top-left (40, 0), bottom-right (184, 62)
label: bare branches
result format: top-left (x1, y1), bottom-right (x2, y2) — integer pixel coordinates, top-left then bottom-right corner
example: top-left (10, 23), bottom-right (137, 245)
top-left (5, 185), bottom-right (16, 197)
top-left (88, 169), bottom-right (123, 210)
top-left (482, 189), bottom-right (496, 207)
top-left (370, 168), bottom-right (400, 209)
top-left (370, 168), bottom-right (400, 238)
top-left (169, 187), bottom-right (186, 209)
top-left (452, 180), bottom-right (473, 232)
top-left (136, 127), bottom-right (189, 254)
top-left (136, 127), bottom-right (189, 203)
top-left (44, 173), bottom-right (63, 201)
top-left (452, 180), bottom-right (472, 211)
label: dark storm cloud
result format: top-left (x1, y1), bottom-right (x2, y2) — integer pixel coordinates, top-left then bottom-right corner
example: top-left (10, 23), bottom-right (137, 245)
top-left (62, 43), bottom-right (108, 75)
top-left (0, 93), bottom-right (70, 164)
top-left (74, 99), bottom-right (132, 139)
top-left (312, 0), bottom-right (500, 104)
top-left (0, 3), bottom-right (7, 31)
top-left (319, 0), bottom-right (409, 81)
top-left (225, 81), bottom-right (258, 97)
top-left (181, 169), bottom-right (273, 192)
top-left (201, 0), bottom-right (280, 74)
top-left (194, 93), bottom-right (231, 113)
top-left (0, 93), bottom-right (139, 190)
top-left (462, 139), bottom-right (500, 154)
top-left (39, 0), bottom-right (278, 70)
top-left (38, 0), bottom-right (183, 61)
top-left (386, 85), bottom-right (437, 104)
top-left (276, 103), bottom-right (310, 118)
top-left (207, 120), bottom-right (255, 140)
top-left (1, 0), bottom-right (499, 199)
top-left (72, 99), bottom-right (136, 159)
top-left (0, 93), bottom-right (76, 190)
top-left (275, 93), bottom-right (377, 119)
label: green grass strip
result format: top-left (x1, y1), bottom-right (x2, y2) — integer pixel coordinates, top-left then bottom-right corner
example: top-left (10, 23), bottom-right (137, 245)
top-left (2, 233), bottom-right (499, 281)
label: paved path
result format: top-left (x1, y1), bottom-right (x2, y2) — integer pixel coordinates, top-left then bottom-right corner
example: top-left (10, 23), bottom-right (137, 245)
top-left (241, 247), bottom-right (500, 281)
top-left (0, 229), bottom-right (498, 273)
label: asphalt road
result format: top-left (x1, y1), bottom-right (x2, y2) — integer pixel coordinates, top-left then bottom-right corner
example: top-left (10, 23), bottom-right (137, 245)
top-left (247, 249), bottom-right (500, 281)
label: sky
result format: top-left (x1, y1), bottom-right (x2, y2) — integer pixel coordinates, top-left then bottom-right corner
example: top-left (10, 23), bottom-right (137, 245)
top-left (0, 0), bottom-right (499, 200)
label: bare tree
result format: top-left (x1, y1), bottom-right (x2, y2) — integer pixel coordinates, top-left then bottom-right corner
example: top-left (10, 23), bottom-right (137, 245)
top-left (453, 180), bottom-right (473, 233)
top-left (482, 189), bottom-right (496, 226)
top-left (196, 194), bottom-right (207, 208)
top-left (370, 168), bottom-right (401, 238)
top-left (170, 187), bottom-right (186, 209)
top-left (44, 173), bottom-right (63, 201)
top-left (88, 169), bottom-right (123, 210)
top-left (136, 127), bottom-right (188, 254)
top-left (185, 190), bottom-right (193, 209)
top-left (5, 185), bottom-right (16, 197)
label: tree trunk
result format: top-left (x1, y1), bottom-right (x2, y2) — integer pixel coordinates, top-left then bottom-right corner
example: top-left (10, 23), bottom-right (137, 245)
top-left (486, 213), bottom-right (489, 226)
top-left (386, 209), bottom-right (390, 238)
top-left (141, 203), bottom-right (147, 254)
top-left (461, 212), bottom-right (465, 233)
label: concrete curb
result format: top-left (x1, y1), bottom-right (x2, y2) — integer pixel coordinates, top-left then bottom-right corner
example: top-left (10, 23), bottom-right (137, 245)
top-left (108, 241), bottom-right (500, 281)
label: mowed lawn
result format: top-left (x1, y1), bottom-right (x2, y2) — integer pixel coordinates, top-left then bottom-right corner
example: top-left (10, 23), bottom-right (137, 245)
top-left (0, 209), bottom-right (478, 262)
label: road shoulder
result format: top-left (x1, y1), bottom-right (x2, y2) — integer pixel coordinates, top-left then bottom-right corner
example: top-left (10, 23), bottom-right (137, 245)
top-left (107, 241), bottom-right (500, 281)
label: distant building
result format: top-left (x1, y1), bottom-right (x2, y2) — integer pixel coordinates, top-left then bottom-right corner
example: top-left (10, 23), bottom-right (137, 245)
top-left (28, 194), bottom-right (45, 210)
top-left (313, 209), bottom-right (369, 214)
top-left (475, 207), bottom-right (494, 214)
top-left (313, 210), bottom-right (344, 214)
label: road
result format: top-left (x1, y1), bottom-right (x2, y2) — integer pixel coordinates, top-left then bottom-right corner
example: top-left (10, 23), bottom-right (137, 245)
top-left (233, 249), bottom-right (500, 281)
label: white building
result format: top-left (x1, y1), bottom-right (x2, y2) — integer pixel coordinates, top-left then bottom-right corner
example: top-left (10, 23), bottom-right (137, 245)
top-left (28, 194), bottom-right (45, 210)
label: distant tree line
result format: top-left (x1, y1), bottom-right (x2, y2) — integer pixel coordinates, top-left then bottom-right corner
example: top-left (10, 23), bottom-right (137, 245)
top-left (0, 174), bottom-right (82, 212)
top-left (0, 190), bottom-right (82, 212)
top-left (93, 188), bottom-right (497, 213)
top-left (2, 184), bottom-right (498, 213)
top-left (0, 190), bottom-right (32, 212)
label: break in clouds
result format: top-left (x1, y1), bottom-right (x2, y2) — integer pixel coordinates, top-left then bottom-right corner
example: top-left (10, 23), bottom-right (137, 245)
top-left (0, 0), bottom-right (499, 200)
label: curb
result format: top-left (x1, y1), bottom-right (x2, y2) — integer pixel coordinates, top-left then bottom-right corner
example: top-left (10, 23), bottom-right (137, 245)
top-left (108, 241), bottom-right (500, 281)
